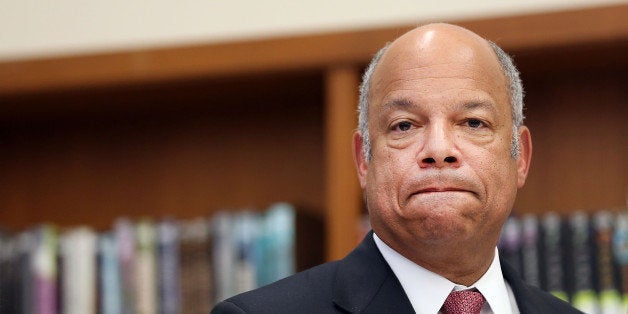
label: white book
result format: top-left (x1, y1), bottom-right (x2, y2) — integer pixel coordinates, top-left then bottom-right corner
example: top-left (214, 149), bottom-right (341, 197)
top-left (135, 219), bottom-right (158, 314)
top-left (59, 227), bottom-right (97, 314)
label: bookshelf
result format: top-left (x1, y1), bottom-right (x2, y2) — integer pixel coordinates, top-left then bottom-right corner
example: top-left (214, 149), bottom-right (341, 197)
top-left (1, 4), bottom-right (627, 263)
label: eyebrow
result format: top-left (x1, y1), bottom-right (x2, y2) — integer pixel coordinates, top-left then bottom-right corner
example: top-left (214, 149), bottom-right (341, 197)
top-left (457, 100), bottom-right (499, 114)
top-left (383, 98), bottom-right (414, 111)
top-left (383, 98), bottom-right (497, 113)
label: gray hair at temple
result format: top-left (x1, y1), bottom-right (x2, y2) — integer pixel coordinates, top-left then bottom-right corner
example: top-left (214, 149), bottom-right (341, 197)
top-left (357, 39), bottom-right (525, 161)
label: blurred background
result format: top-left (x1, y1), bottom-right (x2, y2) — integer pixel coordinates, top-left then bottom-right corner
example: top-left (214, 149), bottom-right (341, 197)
top-left (1, 0), bottom-right (626, 61)
top-left (0, 1), bottom-right (627, 313)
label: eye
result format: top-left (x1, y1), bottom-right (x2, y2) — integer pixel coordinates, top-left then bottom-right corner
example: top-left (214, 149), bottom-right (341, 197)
top-left (466, 119), bottom-right (485, 128)
top-left (393, 121), bottom-right (413, 132)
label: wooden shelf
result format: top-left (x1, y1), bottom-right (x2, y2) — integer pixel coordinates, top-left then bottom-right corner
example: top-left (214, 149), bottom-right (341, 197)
top-left (0, 4), bottom-right (626, 261)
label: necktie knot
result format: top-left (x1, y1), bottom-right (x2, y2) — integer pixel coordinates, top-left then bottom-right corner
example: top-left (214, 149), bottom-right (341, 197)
top-left (441, 290), bottom-right (486, 314)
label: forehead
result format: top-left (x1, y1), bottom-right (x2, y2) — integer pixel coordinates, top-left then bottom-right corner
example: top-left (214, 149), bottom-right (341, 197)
top-left (369, 27), bottom-right (510, 114)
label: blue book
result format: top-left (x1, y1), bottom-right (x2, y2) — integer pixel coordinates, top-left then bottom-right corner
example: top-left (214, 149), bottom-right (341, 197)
top-left (261, 203), bottom-right (295, 286)
top-left (612, 212), bottom-right (628, 313)
top-left (157, 219), bottom-right (181, 314)
top-left (99, 232), bottom-right (122, 314)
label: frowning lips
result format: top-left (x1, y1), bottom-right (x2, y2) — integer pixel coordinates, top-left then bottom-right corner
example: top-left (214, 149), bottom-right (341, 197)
top-left (404, 173), bottom-right (481, 202)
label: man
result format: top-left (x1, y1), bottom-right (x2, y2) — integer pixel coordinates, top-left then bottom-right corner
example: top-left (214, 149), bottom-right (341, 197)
top-left (212, 23), bottom-right (581, 313)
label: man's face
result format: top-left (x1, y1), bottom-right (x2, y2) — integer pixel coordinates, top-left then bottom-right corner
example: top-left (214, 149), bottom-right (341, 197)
top-left (354, 26), bottom-right (531, 253)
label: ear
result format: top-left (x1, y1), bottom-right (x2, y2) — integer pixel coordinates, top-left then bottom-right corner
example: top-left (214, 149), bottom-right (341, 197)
top-left (353, 131), bottom-right (369, 189)
top-left (516, 126), bottom-right (532, 188)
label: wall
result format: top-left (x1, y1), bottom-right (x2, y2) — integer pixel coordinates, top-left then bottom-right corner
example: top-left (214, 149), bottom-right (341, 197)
top-left (0, 0), bottom-right (625, 61)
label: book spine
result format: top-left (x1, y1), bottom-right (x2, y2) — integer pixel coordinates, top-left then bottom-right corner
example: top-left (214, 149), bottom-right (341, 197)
top-left (17, 230), bottom-right (36, 314)
top-left (570, 212), bottom-right (599, 313)
top-left (498, 216), bottom-right (522, 276)
top-left (612, 212), bottom-right (628, 314)
top-left (180, 217), bottom-right (213, 312)
top-left (521, 214), bottom-right (541, 288)
top-left (594, 211), bottom-right (623, 314)
top-left (114, 218), bottom-right (136, 314)
top-left (0, 231), bottom-right (19, 313)
top-left (59, 227), bottom-right (97, 314)
top-left (157, 219), bottom-right (180, 314)
top-left (212, 212), bottom-right (235, 303)
top-left (264, 203), bottom-right (296, 284)
top-left (135, 219), bottom-right (158, 314)
top-left (542, 212), bottom-right (568, 302)
top-left (32, 225), bottom-right (58, 314)
top-left (98, 232), bottom-right (122, 314)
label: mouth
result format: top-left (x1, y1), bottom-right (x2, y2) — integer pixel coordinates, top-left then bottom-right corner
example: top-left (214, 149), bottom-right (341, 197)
top-left (409, 187), bottom-right (478, 201)
top-left (414, 187), bottom-right (470, 194)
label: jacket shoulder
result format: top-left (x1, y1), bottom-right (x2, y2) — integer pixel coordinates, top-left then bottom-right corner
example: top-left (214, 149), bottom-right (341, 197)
top-left (211, 261), bottom-right (342, 314)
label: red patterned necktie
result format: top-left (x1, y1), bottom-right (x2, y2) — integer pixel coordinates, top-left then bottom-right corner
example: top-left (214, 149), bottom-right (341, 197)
top-left (440, 290), bottom-right (486, 314)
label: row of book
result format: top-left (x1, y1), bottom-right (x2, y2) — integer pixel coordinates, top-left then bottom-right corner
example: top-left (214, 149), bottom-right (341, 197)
top-left (0, 202), bottom-right (296, 314)
top-left (498, 210), bottom-right (628, 314)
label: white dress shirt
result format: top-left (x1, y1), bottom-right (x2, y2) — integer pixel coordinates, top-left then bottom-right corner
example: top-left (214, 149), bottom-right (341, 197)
top-left (373, 233), bottom-right (520, 314)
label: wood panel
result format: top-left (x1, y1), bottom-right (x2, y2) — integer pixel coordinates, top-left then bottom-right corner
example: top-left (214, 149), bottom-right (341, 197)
top-left (514, 64), bottom-right (627, 214)
top-left (1, 4), bottom-right (626, 97)
top-left (0, 73), bottom-right (325, 230)
top-left (324, 66), bottom-right (361, 261)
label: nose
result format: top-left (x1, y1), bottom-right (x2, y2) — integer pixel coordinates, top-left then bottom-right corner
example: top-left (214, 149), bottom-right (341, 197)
top-left (418, 124), bottom-right (460, 169)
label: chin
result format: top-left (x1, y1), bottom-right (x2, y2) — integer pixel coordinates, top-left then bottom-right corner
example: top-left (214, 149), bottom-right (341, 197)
top-left (400, 205), bottom-right (481, 240)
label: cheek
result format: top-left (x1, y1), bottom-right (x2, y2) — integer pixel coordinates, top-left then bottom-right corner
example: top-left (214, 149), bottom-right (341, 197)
top-left (473, 150), bottom-right (519, 212)
top-left (367, 151), bottom-right (413, 207)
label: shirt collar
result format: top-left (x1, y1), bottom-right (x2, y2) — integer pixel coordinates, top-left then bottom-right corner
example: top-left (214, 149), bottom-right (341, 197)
top-left (373, 232), bottom-right (514, 314)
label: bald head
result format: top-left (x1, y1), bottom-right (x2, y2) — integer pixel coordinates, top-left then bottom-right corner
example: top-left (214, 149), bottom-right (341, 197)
top-left (358, 23), bottom-right (524, 160)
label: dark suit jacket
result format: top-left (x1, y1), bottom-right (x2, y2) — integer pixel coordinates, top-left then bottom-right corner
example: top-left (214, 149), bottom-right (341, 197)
top-left (212, 231), bottom-right (582, 313)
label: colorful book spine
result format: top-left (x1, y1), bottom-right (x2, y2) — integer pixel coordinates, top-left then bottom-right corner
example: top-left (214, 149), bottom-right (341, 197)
top-left (59, 227), bottom-right (97, 314)
top-left (569, 212), bottom-right (599, 313)
top-left (233, 211), bottom-right (260, 294)
top-left (99, 232), bottom-right (122, 314)
top-left (0, 231), bottom-right (19, 313)
top-left (498, 216), bottom-right (522, 276)
top-left (263, 203), bottom-right (296, 285)
top-left (32, 225), bottom-right (58, 314)
top-left (542, 212), bottom-right (568, 302)
top-left (212, 212), bottom-right (235, 303)
top-left (521, 214), bottom-right (541, 288)
top-left (612, 212), bottom-right (628, 314)
top-left (157, 219), bottom-right (181, 314)
top-left (114, 218), bottom-right (136, 314)
top-left (594, 211), bottom-right (623, 314)
top-left (180, 217), bottom-right (213, 312)
top-left (17, 230), bottom-right (36, 314)
top-left (135, 219), bottom-right (158, 314)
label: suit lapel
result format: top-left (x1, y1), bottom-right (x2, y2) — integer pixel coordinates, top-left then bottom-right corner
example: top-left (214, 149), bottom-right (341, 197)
top-left (500, 255), bottom-right (549, 314)
top-left (332, 231), bottom-right (414, 313)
